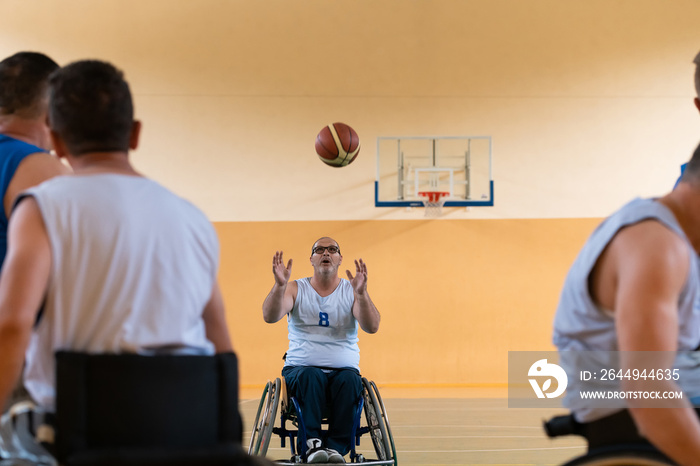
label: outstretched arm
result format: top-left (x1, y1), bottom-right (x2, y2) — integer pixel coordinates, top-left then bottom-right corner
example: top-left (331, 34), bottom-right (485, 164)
top-left (262, 251), bottom-right (296, 323)
top-left (0, 197), bottom-right (51, 410)
top-left (347, 259), bottom-right (380, 334)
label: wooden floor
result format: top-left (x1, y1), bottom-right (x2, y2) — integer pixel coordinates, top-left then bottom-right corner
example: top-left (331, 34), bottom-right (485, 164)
top-left (240, 386), bottom-right (586, 466)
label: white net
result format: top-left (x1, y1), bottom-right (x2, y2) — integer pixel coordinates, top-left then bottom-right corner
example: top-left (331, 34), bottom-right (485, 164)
top-left (420, 192), bottom-right (448, 217)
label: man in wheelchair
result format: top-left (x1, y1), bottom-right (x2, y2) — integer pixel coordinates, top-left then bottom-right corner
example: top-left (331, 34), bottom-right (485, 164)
top-left (550, 141), bottom-right (700, 465)
top-left (263, 237), bottom-right (381, 464)
top-left (0, 60), bottom-right (241, 464)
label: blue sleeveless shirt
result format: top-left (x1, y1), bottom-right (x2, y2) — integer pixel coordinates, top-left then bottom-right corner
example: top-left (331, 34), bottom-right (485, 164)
top-left (0, 135), bottom-right (44, 268)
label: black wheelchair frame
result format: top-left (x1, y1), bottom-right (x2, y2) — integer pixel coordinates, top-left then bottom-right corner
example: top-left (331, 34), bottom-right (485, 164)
top-left (544, 414), bottom-right (676, 466)
top-left (248, 377), bottom-right (397, 465)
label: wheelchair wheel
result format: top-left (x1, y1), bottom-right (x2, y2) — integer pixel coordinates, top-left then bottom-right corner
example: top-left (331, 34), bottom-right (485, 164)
top-left (361, 377), bottom-right (397, 465)
top-left (562, 448), bottom-right (675, 466)
top-left (248, 378), bottom-right (281, 457)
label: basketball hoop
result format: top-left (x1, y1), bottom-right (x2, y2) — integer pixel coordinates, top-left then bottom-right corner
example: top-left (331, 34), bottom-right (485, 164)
top-left (418, 191), bottom-right (449, 217)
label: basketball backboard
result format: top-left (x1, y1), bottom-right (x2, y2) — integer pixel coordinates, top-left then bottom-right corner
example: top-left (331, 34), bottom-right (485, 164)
top-left (375, 136), bottom-right (493, 208)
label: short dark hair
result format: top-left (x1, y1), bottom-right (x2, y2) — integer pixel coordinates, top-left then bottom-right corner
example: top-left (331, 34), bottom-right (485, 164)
top-left (0, 52), bottom-right (58, 118)
top-left (48, 60), bottom-right (134, 155)
top-left (680, 141), bottom-right (700, 184)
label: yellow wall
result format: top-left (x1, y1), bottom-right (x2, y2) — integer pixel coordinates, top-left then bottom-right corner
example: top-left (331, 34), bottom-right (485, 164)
top-left (1, 1), bottom-right (699, 222)
top-left (217, 217), bottom-right (601, 388)
top-left (1, 1), bottom-right (699, 389)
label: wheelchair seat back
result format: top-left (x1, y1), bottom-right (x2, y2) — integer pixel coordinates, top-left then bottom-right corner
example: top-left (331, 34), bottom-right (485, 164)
top-left (54, 351), bottom-right (242, 464)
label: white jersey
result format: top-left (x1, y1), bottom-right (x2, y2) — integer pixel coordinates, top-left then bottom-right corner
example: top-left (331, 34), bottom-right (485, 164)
top-left (22, 174), bottom-right (219, 410)
top-left (285, 277), bottom-right (360, 370)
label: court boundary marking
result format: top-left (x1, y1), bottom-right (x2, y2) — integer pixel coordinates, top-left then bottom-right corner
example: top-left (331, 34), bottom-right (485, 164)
top-left (386, 446), bottom-right (584, 454)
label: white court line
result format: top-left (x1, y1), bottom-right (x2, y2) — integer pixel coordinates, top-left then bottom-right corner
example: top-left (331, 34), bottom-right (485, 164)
top-left (263, 445), bottom-right (584, 454)
top-left (249, 434), bottom-right (561, 440)
top-left (398, 435), bottom-right (553, 439)
top-left (394, 425), bottom-right (542, 429)
top-left (245, 425), bottom-right (547, 435)
top-left (242, 425), bottom-right (544, 430)
top-left (387, 407), bottom-right (517, 411)
top-left (397, 446), bottom-right (584, 453)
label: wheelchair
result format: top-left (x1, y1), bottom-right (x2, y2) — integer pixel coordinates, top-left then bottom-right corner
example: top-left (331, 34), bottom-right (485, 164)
top-left (544, 414), bottom-right (676, 466)
top-left (247, 376), bottom-right (397, 465)
top-left (1, 351), bottom-right (253, 466)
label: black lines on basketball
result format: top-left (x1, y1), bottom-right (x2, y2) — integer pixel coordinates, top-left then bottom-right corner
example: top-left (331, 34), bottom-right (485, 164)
top-left (314, 122), bottom-right (360, 167)
top-left (315, 127), bottom-right (339, 160)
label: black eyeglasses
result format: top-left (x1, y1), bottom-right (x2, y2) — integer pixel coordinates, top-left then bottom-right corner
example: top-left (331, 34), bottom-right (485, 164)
top-left (312, 246), bottom-right (340, 255)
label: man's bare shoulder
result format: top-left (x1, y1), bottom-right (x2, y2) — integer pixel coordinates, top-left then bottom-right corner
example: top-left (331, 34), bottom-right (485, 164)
top-left (288, 279), bottom-right (299, 295)
top-left (4, 152), bottom-right (70, 215)
top-left (17, 152), bottom-right (71, 177)
top-left (614, 219), bottom-right (687, 255)
top-left (609, 218), bottom-right (690, 283)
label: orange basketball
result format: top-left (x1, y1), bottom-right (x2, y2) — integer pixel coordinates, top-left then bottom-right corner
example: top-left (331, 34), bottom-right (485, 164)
top-left (315, 122), bottom-right (360, 167)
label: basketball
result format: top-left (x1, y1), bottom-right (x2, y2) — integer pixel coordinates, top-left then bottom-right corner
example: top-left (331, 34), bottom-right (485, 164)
top-left (315, 122), bottom-right (360, 167)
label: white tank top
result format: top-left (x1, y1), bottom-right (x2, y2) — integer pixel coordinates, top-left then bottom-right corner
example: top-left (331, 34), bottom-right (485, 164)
top-left (285, 277), bottom-right (360, 370)
top-left (553, 197), bottom-right (700, 421)
top-left (21, 174), bottom-right (219, 410)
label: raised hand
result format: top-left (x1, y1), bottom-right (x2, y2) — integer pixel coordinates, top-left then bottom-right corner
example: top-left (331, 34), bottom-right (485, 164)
top-left (346, 258), bottom-right (368, 296)
top-left (272, 251), bottom-right (292, 286)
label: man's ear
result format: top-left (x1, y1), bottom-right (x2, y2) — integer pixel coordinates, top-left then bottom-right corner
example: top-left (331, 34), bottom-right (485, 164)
top-left (129, 120), bottom-right (141, 150)
top-left (49, 130), bottom-right (69, 159)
